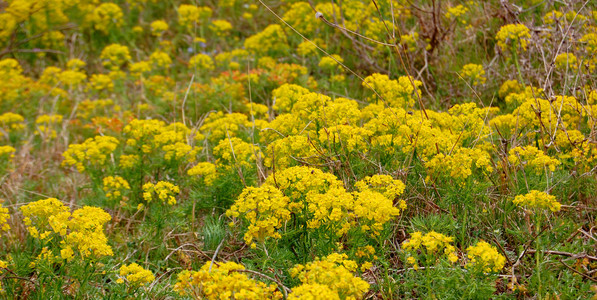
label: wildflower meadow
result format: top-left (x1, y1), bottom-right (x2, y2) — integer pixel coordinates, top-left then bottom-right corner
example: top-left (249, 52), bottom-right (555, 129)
top-left (0, 0), bottom-right (596, 298)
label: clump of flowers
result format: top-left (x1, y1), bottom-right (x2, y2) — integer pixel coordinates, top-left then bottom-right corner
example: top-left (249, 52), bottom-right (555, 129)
top-left (226, 185), bottom-right (291, 248)
top-left (425, 148), bottom-right (493, 181)
top-left (444, 5), bottom-right (468, 24)
top-left (20, 198), bottom-right (70, 240)
top-left (460, 63), bottom-right (486, 86)
top-left (102, 176), bottom-right (131, 203)
top-left (187, 162), bottom-right (217, 186)
top-left (290, 253), bottom-right (370, 299)
top-left (554, 53), bottom-right (578, 71)
top-left (496, 23), bottom-right (531, 52)
top-left (362, 73), bottom-right (422, 109)
top-left (355, 174), bottom-right (405, 200)
top-left (62, 135), bottom-right (119, 173)
top-left (117, 263), bottom-right (155, 287)
top-left (508, 146), bottom-right (560, 174)
top-left (288, 283), bottom-right (340, 300)
top-left (319, 54), bottom-right (343, 72)
top-left (402, 231), bottom-right (459, 269)
top-left (0, 145), bottom-right (16, 167)
top-left (0, 200), bottom-right (10, 234)
top-left (466, 241), bottom-right (506, 273)
top-left (213, 137), bottom-right (262, 169)
top-left (189, 53), bottom-right (214, 71)
top-left (0, 112), bottom-right (25, 139)
top-left (178, 5), bottom-right (212, 29)
top-left (173, 261), bottom-right (282, 299)
top-left (90, 3), bottom-right (124, 34)
top-left (21, 198), bottom-right (113, 261)
top-left (513, 190), bottom-right (561, 212)
top-left (63, 206), bottom-right (113, 259)
top-left (150, 20), bottom-right (169, 36)
top-left (244, 24), bottom-right (289, 56)
top-left (100, 44), bottom-right (131, 71)
top-left (35, 114), bottom-right (63, 140)
top-left (143, 181), bottom-right (180, 205)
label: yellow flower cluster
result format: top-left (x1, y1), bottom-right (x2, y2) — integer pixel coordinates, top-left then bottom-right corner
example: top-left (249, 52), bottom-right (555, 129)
top-left (88, 74), bottom-right (114, 92)
top-left (555, 53), bottom-right (578, 71)
top-left (102, 176), bottom-right (131, 203)
top-left (187, 162), bottom-right (217, 186)
top-left (21, 198), bottom-right (113, 260)
top-left (444, 5), bottom-right (468, 24)
top-left (425, 148), bottom-right (493, 181)
top-left (209, 20), bottom-right (232, 36)
top-left (149, 50), bottom-right (172, 69)
top-left (62, 135), bottom-right (119, 172)
top-left (362, 73), bottom-right (422, 109)
top-left (353, 189), bottom-right (403, 235)
top-left (177, 4), bottom-right (212, 29)
top-left (150, 20), bottom-right (169, 36)
top-left (402, 231), bottom-right (459, 268)
top-left (290, 253), bottom-right (370, 299)
top-left (288, 283), bottom-right (340, 300)
top-left (496, 24), bottom-right (531, 52)
top-left (213, 137), bottom-right (262, 169)
top-left (200, 112), bottom-right (253, 143)
top-left (508, 146), bottom-right (560, 174)
top-left (123, 119), bottom-right (198, 162)
top-left (90, 3), bottom-right (124, 34)
top-left (229, 167), bottom-right (405, 245)
top-left (226, 185), bottom-right (291, 247)
top-left (174, 261), bottom-right (282, 299)
top-left (20, 198), bottom-right (70, 240)
top-left (189, 53), bottom-right (215, 71)
top-left (36, 114), bottom-right (63, 139)
top-left (0, 145), bottom-right (16, 164)
top-left (118, 263), bottom-right (155, 287)
top-left (513, 190), bottom-right (561, 212)
top-left (63, 206), bottom-right (113, 259)
top-left (244, 25), bottom-right (289, 56)
top-left (0, 112), bottom-right (25, 138)
top-left (0, 200), bottom-right (10, 234)
top-left (142, 181), bottom-right (180, 205)
top-left (100, 44), bottom-right (131, 71)
top-left (354, 174), bottom-right (405, 200)
top-left (465, 241), bottom-right (506, 273)
top-left (460, 63), bottom-right (486, 86)
top-left (319, 55), bottom-right (343, 72)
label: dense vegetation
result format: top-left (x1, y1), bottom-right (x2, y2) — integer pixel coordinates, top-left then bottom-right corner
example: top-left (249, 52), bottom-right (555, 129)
top-left (0, 0), bottom-right (596, 298)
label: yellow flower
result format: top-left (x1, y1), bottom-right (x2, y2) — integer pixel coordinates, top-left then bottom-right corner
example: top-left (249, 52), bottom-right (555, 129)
top-left (226, 185), bottom-right (291, 247)
top-left (496, 23), bottom-right (531, 52)
top-left (100, 44), bottom-right (131, 71)
top-left (189, 53), bottom-right (214, 71)
top-left (142, 181), bottom-right (180, 205)
top-left (62, 135), bottom-right (119, 173)
top-left (290, 253), bottom-right (369, 299)
top-left (209, 20), bottom-right (233, 36)
top-left (466, 241), bottom-right (506, 273)
top-left (508, 146), bottom-right (560, 174)
top-left (102, 176), bottom-right (131, 203)
top-left (90, 3), bottom-right (124, 34)
top-left (119, 263), bottom-right (155, 287)
top-left (460, 63), bottom-right (486, 86)
top-left (318, 55), bottom-right (343, 72)
top-left (513, 190), bottom-right (561, 212)
top-left (244, 25), bottom-right (289, 56)
top-left (150, 20), bottom-right (169, 36)
top-left (174, 261), bottom-right (281, 299)
top-left (188, 162), bottom-right (217, 186)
